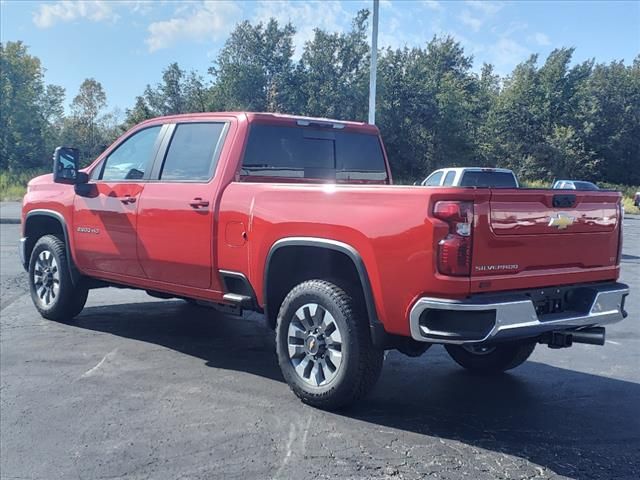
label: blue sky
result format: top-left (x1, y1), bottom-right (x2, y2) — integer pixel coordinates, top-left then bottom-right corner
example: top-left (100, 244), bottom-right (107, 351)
top-left (2, 0), bottom-right (639, 116)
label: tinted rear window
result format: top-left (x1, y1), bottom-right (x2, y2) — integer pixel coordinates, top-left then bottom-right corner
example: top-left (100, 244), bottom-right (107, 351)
top-left (460, 171), bottom-right (517, 188)
top-left (241, 124), bottom-right (387, 181)
top-left (573, 181), bottom-right (599, 190)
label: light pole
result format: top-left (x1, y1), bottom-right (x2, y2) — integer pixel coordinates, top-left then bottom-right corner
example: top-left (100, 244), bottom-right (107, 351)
top-left (368, 0), bottom-right (379, 125)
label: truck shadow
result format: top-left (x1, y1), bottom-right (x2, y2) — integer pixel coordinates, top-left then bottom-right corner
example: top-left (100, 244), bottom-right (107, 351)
top-left (76, 299), bottom-right (640, 479)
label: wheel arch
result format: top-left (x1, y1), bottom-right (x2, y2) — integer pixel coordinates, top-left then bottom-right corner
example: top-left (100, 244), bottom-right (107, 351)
top-left (24, 209), bottom-right (80, 284)
top-left (263, 237), bottom-right (386, 347)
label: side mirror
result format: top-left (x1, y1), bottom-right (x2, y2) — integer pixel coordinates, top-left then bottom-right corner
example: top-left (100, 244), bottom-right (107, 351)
top-left (53, 146), bottom-right (85, 185)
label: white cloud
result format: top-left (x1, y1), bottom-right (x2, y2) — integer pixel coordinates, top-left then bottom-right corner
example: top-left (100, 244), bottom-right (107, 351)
top-left (488, 36), bottom-right (530, 74)
top-left (531, 32), bottom-right (551, 46)
top-left (464, 1), bottom-right (503, 15)
top-left (459, 10), bottom-right (482, 32)
top-left (145, 1), bottom-right (242, 53)
top-left (458, 1), bottom-right (505, 34)
top-left (253, 1), bottom-right (351, 56)
top-left (33, 0), bottom-right (118, 28)
top-left (421, 0), bottom-right (443, 11)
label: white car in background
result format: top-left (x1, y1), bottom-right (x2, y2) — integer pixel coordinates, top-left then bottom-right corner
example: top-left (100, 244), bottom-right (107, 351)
top-left (421, 167), bottom-right (519, 188)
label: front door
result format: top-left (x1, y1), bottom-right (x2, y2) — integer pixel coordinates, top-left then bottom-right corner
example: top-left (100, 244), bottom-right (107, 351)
top-left (73, 125), bottom-right (164, 277)
top-left (136, 121), bottom-right (228, 290)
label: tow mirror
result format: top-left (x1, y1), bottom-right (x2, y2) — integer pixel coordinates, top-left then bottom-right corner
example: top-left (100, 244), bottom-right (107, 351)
top-left (53, 147), bottom-right (86, 185)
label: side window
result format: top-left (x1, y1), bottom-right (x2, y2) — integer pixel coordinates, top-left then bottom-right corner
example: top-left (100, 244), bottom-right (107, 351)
top-left (443, 171), bottom-right (456, 186)
top-left (423, 171), bottom-right (443, 186)
top-left (160, 123), bottom-right (226, 181)
top-left (100, 126), bottom-right (161, 181)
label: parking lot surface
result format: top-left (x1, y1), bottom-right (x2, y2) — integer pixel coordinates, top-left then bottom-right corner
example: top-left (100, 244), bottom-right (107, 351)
top-left (1, 215), bottom-right (639, 479)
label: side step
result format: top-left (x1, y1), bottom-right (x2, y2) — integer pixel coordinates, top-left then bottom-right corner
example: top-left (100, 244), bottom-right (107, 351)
top-left (222, 293), bottom-right (253, 308)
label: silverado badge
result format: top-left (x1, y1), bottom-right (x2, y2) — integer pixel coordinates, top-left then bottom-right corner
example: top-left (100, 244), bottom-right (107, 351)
top-left (548, 213), bottom-right (575, 230)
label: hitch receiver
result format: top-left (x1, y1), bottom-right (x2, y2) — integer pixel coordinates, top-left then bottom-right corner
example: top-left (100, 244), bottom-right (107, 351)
top-left (542, 327), bottom-right (606, 349)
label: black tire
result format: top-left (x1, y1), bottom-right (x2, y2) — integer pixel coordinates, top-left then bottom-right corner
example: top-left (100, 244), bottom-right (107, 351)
top-left (28, 234), bottom-right (88, 322)
top-left (445, 341), bottom-right (536, 374)
top-left (275, 279), bottom-right (383, 410)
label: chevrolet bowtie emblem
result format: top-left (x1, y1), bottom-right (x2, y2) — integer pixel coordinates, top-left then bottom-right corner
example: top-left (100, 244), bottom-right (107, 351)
top-left (548, 213), bottom-right (575, 229)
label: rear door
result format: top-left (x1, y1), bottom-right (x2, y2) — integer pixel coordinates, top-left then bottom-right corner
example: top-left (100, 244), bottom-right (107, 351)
top-left (136, 121), bottom-right (229, 289)
top-left (470, 189), bottom-right (621, 293)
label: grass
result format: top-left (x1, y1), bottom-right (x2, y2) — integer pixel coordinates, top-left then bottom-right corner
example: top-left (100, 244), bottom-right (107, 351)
top-left (0, 170), bottom-right (47, 201)
top-left (622, 196), bottom-right (640, 215)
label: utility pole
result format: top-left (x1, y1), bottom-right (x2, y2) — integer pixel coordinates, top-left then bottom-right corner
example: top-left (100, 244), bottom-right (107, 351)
top-left (368, 0), bottom-right (379, 124)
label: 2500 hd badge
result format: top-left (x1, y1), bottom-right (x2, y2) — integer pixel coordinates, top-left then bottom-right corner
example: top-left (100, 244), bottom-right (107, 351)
top-left (76, 226), bottom-right (100, 234)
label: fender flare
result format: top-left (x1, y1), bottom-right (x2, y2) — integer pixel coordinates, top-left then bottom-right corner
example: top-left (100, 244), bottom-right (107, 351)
top-left (24, 209), bottom-right (81, 285)
top-left (264, 237), bottom-right (387, 347)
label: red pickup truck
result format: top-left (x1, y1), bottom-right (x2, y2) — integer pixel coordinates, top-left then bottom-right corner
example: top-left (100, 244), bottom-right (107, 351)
top-left (21, 112), bottom-right (629, 409)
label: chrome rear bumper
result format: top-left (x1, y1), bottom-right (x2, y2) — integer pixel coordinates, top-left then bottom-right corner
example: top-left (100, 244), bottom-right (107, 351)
top-left (409, 282), bottom-right (629, 344)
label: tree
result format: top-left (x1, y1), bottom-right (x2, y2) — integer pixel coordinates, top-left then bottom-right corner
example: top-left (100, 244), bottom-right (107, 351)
top-left (123, 95), bottom-right (155, 129)
top-left (210, 19), bottom-right (297, 112)
top-left (63, 78), bottom-right (108, 163)
top-left (298, 10), bottom-right (370, 120)
top-left (0, 41), bottom-right (47, 170)
top-left (376, 36), bottom-right (481, 180)
top-left (40, 84), bottom-right (66, 155)
top-left (2, 13), bottom-right (639, 191)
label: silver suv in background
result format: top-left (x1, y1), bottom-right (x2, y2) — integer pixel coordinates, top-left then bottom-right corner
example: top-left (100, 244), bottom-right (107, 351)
top-left (421, 167), bottom-right (519, 188)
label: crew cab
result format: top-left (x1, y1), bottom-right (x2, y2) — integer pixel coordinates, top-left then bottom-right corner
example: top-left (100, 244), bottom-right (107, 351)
top-left (21, 112), bottom-right (629, 409)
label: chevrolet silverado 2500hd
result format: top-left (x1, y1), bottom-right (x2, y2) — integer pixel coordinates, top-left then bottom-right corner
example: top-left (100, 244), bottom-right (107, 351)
top-left (21, 112), bottom-right (630, 409)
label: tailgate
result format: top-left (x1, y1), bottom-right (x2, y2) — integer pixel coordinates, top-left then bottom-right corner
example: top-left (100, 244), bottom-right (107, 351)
top-left (470, 189), bottom-right (621, 293)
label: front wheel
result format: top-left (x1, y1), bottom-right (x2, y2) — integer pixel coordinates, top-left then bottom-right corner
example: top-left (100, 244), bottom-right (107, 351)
top-left (275, 280), bottom-right (383, 410)
top-left (28, 235), bottom-right (88, 321)
top-left (445, 341), bottom-right (536, 374)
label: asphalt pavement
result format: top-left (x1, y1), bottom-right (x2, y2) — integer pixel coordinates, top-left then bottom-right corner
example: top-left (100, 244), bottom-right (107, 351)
top-left (0, 201), bottom-right (21, 224)
top-left (1, 205), bottom-right (639, 479)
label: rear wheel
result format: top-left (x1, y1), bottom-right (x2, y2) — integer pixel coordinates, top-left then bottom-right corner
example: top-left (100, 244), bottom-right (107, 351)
top-left (275, 280), bottom-right (383, 410)
top-left (445, 341), bottom-right (536, 374)
top-left (28, 235), bottom-right (88, 321)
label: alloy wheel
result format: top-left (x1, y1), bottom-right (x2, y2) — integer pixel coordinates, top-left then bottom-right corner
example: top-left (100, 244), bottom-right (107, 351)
top-left (33, 250), bottom-right (60, 307)
top-left (287, 303), bottom-right (344, 387)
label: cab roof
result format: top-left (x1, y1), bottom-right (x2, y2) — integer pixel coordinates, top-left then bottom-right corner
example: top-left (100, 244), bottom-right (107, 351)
top-left (139, 111), bottom-right (379, 135)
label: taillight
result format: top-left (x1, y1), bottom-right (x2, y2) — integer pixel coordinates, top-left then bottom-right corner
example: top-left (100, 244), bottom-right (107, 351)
top-left (434, 201), bottom-right (473, 276)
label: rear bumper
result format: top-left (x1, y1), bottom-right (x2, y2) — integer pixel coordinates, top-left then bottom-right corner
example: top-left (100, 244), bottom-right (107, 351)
top-left (409, 282), bottom-right (629, 344)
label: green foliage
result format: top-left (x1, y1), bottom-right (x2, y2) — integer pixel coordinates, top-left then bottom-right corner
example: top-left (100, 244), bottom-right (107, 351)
top-left (298, 10), bottom-right (371, 120)
top-left (0, 168), bottom-right (47, 200)
top-left (1, 14), bottom-right (639, 190)
top-left (209, 19), bottom-right (297, 112)
top-left (1, 41), bottom-right (49, 171)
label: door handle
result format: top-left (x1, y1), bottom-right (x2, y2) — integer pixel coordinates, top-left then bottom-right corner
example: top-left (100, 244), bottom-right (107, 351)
top-left (120, 195), bottom-right (136, 205)
top-left (189, 198), bottom-right (209, 208)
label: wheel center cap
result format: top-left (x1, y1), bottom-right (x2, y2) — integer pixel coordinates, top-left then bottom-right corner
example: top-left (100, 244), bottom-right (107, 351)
top-left (305, 335), bottom-right (322, 355)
